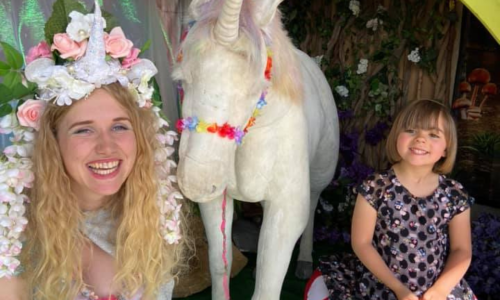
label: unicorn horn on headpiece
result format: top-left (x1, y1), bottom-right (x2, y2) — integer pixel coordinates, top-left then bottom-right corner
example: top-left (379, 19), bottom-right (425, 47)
top-left (73, 0), bottom-right (115, 87)
top-left (214, 0), bottom-right (243, 46)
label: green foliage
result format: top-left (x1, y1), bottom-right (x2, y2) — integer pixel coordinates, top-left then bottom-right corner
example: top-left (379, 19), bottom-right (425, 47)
top-left (0, 42), bottom-right (24, 70)
top-left (140, 39), bottom-right (152, 54)
top-left (44, 0), bottom-right (87, 43)
top-left (102, 10), bottom-right (120, 31)
top-left (0, 42), bottom-right (38, 117)
top-left (463, 132), bottom-right (500, 160)
top-left (151, 77), bottom-right (163, 109)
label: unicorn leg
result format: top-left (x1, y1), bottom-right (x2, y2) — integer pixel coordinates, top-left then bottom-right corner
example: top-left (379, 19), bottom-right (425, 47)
top-left (199, 195), bottom-right (234, 300)
top-left (295, 189), bottom-right (321, 279)
top-left (252, 196), bottom-right (309, 300)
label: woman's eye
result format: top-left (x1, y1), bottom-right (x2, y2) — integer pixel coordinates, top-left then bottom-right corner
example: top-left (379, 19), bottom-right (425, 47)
top-left (73, 128), bottom-right (91, 134)
top-left (113, 124), bottom-right (130, 131)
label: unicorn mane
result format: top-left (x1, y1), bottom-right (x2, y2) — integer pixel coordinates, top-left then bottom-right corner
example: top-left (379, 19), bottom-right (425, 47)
top-left (177, 0), bottom-right (303, 104)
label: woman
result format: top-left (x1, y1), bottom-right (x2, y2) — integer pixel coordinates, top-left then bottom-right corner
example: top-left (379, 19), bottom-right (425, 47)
top-left (0, 1), bottom-right (187, 299)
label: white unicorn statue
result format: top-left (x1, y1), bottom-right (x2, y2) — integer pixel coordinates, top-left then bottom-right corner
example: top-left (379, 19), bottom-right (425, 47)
top-left (173, 0), bottom-right (339, 299)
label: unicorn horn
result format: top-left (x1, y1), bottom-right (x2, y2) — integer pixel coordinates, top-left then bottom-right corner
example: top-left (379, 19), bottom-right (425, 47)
top-left (73, 0), bottom-right (109, 86)
top-left (214, 0), bottom-right (243, 46)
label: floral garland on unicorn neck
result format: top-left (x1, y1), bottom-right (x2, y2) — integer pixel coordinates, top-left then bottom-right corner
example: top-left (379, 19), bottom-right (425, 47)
top-left (176, 48), bottom-right (273, 145)
top-left (0, 0), bottom-right (182, 278)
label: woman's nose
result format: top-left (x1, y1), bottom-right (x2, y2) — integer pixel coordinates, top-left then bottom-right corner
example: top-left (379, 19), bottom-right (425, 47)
top-left (96, 132), bottom-right (116, 154)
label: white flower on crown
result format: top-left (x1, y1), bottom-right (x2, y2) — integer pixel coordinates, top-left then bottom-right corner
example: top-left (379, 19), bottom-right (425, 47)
top-left (0, 115), bottom-right (18, 135)
top-left (67, 11), bottom-right (107, 42)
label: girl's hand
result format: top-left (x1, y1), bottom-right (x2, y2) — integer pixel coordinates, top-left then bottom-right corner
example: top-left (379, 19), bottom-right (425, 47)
top-left (393, 286), bottom-right (420, 300)
top-left (393, 285), bottom-right (419, 300)
top-left (0, 277), bottom-right (28, 300)
top-left (421, 286), bottom-right (448, 300)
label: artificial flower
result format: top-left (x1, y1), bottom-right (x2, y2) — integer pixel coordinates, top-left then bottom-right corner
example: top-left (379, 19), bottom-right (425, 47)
top-left (407, 47), bottom-right (420, 63)
top-left (122, 48), bottom-right (142, 69)
top-left (335, 85), bottom-right (349, 98)
top-left (349, 0), bottom-right (360, 16)
top-left (104, 27), bottom-right (133, 58)
top-left (356, 58), bottom-right (368, 74)
top-left (366, 18), bottom-right (382, 31)
top-left (51, 33), bottom-right (88, 60)
top-left (66, 11), bottom-right (106, 42)
top-left (25, 41), bottom-right (52, 64)
top-left (16, 100), bottom-right (46, 131)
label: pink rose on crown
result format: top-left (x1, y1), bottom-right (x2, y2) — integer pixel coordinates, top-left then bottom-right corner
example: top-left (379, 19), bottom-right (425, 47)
top-left (17, 100), bottom-right (47, 131)
top-left (104, 27), bottom-right (133, 58)
top-left (51, 33), bottom-right (88, 60)
top-left (122, 48), bottom-right (141, 69)
top-left (26, 41), bottom-right (52, 64)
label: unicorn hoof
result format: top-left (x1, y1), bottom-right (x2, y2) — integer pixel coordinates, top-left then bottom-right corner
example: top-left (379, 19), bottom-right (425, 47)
top-left (295, 261), bottom-right (313, 279)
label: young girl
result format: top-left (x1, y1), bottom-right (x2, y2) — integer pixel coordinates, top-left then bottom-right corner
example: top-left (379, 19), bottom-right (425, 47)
top-left (305, 99), bottom-right (476, 300)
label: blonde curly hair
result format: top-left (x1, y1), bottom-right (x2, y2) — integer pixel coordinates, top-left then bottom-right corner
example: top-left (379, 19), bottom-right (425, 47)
top-left (21, 83), bottom-right (188, 299)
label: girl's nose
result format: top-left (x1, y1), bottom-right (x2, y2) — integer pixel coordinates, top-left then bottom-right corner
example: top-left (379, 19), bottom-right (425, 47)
top-left (414, 132), bottom-right (426, 143)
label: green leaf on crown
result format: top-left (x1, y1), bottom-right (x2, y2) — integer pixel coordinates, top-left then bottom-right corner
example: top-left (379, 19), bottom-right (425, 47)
top-left (0, 104), bottom-right (13, 117)
top-left (3, 71), bottom-right (22, 89)
top-left (140, 40), bottom-right (151, 54)
top-left (0, 84), bottom-right (13, 104)
top-left (11, 83), bottom-right (32, 100)
top-left (151, 77), bottom-right (163, 109)
top-left (102, 10), bottom-right (120, 32)
top-left (0, 42), bottom-right (24, 70)
top-left (0, 61), bottom-right (10, 76)
top-left (44, 0), bottom-right (86, 44)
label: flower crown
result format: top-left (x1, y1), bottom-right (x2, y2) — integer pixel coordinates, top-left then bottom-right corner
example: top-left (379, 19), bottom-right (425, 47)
top-left (0, 0), bottom-right (182, 278)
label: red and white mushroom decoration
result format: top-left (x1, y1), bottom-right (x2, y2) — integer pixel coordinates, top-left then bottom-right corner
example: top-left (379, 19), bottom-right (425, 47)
top-left (467, 68), bottom-right (491, 107)
top-left (452, 81), bottom-right (472, 120)
top-left (478, 83), bottom-right (497, 110)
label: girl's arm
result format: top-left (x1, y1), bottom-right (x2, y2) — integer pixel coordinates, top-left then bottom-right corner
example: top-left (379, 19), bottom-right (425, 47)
top-left (351, 194), bottom-right (418, 300)
top-left (422, 209), bottom-right (472, 300)
top-left (0, 277), bottom-right (28, 300)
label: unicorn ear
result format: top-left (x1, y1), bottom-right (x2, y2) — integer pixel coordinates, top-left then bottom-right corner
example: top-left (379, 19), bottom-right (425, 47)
top-left (252, 0), bottom-right (284, 28)
top-left (189, 0), bottom-right (211, 20)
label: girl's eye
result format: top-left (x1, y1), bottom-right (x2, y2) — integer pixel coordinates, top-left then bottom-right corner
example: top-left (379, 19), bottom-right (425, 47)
top-left (405, 129), bottom-right (415, 134)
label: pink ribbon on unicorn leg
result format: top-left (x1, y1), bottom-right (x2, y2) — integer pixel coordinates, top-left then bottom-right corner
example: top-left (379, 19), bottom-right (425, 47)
top-left (221, 189), bottom-right (230, 300)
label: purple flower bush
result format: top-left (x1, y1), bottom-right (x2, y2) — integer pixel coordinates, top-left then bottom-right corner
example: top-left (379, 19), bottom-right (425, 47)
top-left (465, 213), bottom-right (500, 296)
top-left (314, 117), bottom-right (383, 246)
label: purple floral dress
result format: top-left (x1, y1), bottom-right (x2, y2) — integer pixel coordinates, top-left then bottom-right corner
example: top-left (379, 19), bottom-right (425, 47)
top-left (319, 169), bottom-right (476, 300)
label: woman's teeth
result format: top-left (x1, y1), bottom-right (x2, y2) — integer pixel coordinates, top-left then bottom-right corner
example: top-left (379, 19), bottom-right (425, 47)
top-left (88, 161), bottom-right (120, 175)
